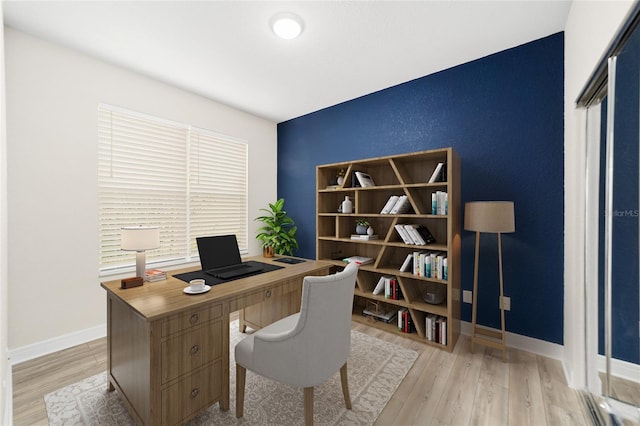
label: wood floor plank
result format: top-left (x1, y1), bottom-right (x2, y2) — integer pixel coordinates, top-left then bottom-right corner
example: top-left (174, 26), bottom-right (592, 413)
top-left (508, 348), bottom-right (547, 426)
top-left (469, 347), bottom-right (509, 426)
top-left (13, 318), bottom-right (594, 426)
top-left (430, 336), bottom-right (485, 426)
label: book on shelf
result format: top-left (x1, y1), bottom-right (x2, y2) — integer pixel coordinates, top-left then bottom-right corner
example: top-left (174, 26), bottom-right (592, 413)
top-left (399, 308), bottom-right (415, 333)
top-left (399, 253), bottom-right (413, 272)
top-left (389, 195), bottom-right (411, 214)
top-left (426, 314), bottom-right (447, 345)
top-left (350, 234), bottom-right (379, 240)
top-left (355, 171), bottom-right (375, 187)
top-left (380, 195), bottom-right (400, 214)
top-left (363, 306), bottom-right (397, 323)
top-left (372, 276), bottom-right (386, 295)
top-left (394, 224), bottom-right (414, 244)
top-left (384, 276), bottom-right (402, 300)
top-left (342, 255), bottom-right (374, 265)
top-left (145, 269), bottom-right (167, 282)
top-left (395, 224), bottom-right (436, 245)
top-left (404, 224), bottom-right (436, 245)
top-left (428, 162), bottom-right (447, 183)
top-left (431, 191), bottom-right (448, 215)
top-left (411, 252), bottom-right (447, 279)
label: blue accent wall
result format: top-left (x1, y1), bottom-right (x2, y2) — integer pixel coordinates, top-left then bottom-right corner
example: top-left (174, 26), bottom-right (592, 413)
top-left (277, 33), bottom-right (564, 344)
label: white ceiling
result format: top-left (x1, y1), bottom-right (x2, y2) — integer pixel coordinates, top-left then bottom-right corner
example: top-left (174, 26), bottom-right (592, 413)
top-left (3, 1), bottom-right (572, 123)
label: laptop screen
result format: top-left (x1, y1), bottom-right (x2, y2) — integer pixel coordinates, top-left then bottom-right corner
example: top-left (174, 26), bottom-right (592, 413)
top-left (196, 235), bottom-right (242, 271)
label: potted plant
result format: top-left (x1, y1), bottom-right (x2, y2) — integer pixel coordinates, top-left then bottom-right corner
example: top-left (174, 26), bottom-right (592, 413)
top-left (355, 218), bottom-right (370, 235)
top-left (255, 198), bottom-right (299, 257)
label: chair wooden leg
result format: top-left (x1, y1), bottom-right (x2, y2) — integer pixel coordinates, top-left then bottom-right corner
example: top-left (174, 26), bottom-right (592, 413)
top-left (304, 387), bottom-right (314, 426)
top-left (340, 362), bottom-right (352, 409)
top-left (236, 364), bottom-right (246, 418)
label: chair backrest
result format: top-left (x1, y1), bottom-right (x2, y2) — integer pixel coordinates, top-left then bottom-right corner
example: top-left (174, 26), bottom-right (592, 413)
top-left (294, 262), bottom-right (358, 374)
top-left (252, 262), bottom-right (358, 388)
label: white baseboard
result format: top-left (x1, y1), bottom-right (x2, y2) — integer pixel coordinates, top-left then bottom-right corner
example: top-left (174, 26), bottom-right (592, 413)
top-left (9, 324), bottom-right (106, 366)
top-left (3, 364), bottom-right (11, 426)
top-left (460, 321), bottom-right (564, 361)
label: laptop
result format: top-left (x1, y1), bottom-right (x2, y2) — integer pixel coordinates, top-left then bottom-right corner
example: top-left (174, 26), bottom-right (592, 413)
top-left (197, 235), bottom-right (263, 280)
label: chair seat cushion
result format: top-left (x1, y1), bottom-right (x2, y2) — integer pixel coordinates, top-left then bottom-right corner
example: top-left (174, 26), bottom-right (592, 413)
top-left (235, 313), bottom-right (300, 370)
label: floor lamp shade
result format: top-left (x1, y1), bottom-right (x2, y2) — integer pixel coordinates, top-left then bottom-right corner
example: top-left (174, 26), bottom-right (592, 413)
top-left (121, 226), bottom-right (160, 279)
top-left (464, 201), bottom-right (515, 234)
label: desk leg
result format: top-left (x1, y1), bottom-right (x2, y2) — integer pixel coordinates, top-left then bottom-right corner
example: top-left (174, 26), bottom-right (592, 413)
top-left (238, 308), bottom-right (247, 333)
top-left (221, 308), bottom-right (231, 412)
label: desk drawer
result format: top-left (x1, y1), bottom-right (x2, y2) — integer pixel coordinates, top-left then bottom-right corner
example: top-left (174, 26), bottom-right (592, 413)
top-left (161, 303), bottom-right (223, 337)
top-left (161, 360), bottom-right (222, 426)
top-left (161, 319), bottom-right (223, 383)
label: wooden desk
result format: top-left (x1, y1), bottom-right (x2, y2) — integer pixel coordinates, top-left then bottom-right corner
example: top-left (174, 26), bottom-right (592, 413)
top-left (101, 256), bottom-right (331, 426)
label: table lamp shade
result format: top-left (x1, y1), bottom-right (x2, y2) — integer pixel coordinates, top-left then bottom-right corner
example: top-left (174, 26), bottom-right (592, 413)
top-left (121, 226), bottom-right (160, 251)
top-left (464, 201), bottom-right (515, 233)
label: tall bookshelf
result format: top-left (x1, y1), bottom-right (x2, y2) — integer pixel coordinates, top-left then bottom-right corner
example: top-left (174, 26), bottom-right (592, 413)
top-left (316, 148), bottom-right (460, 351)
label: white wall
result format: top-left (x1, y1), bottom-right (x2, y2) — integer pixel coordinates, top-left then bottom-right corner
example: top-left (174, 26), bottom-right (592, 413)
top-left (563, 0), bottom-right (635, 388)
top-left (4, 27), bottom-right (278, 353)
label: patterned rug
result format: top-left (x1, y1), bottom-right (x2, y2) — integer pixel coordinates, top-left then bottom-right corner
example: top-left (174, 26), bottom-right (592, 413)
top-left (45, 320), bottom-right (418, 425)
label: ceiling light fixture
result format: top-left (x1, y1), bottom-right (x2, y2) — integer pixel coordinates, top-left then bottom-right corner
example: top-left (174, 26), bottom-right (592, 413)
top-left (271, 12), bottom-right (303, 40)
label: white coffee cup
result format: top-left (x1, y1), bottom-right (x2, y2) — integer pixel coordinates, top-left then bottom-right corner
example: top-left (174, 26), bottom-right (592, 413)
top-left (189, 279), bottom-right (206, 292)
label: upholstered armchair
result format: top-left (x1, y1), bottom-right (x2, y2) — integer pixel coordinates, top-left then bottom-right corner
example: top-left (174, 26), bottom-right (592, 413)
top-left (235, 262), bottom-right (359, 425)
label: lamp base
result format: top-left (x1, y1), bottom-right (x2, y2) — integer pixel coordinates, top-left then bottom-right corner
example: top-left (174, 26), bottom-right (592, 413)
top-left (136, 251), bottom-right (147, 281)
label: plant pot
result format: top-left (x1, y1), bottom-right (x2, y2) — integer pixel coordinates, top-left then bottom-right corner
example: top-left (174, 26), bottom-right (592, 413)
top-left (355, 225), bottom-right (368, 235)
top-left (263, 246), bottom-right (275, 258)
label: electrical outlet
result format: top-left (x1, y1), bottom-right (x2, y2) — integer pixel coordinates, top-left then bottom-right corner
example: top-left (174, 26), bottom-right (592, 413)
top-left (500, 296), bottom-right (511, 311)
top-left (463, 290), bottom-right (472, 304)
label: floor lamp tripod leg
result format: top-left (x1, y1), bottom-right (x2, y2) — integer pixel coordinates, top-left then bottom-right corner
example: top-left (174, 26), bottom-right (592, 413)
top-left (498, 232), bottom-right (506, 361)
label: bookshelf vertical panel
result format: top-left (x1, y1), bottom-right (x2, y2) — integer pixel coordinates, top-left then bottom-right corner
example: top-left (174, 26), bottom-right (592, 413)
top-left (316, 148), bottom-right (460, 351)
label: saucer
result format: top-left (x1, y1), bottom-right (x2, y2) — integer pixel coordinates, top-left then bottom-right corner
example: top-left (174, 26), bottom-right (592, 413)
top-left (183, 285), bottom-right (211, 295)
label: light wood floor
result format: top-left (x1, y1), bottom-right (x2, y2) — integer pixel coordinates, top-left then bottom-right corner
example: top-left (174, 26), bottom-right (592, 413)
top-left (11, 315), bottom-right (605, 426)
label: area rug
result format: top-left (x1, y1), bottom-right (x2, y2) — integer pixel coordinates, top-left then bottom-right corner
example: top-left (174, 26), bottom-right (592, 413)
top-left (45, 320), bottom-right (418, 425)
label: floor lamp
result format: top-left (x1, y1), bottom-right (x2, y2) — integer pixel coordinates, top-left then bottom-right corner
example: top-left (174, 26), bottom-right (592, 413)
top-left (464, 201), bottom-right (515, 361)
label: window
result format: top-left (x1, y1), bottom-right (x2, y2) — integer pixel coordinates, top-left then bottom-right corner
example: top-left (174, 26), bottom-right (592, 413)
top-left (98, 104), bottom-right (248, 275)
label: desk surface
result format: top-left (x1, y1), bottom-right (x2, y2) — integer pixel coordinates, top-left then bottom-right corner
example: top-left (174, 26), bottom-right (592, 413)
top-left (101, 256), bottom-right (332, 321)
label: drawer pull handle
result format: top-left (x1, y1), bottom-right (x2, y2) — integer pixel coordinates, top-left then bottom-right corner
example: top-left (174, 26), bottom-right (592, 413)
top-left (190, 345), bottom-right (200, 356)
top-left (190, 388), bottom-right (199, 399)
top-left (265, 290), bottom-right (272, 298)
top-left (189, 314), bottom-right (199, 324)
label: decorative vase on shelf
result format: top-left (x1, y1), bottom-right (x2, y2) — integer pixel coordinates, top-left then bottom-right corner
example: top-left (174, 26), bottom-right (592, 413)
top-left (367, 226), bottom-right (374, 236)
top-left (355, 224), bottom-right (368, 235)
top-left (342, 196), bottom-right (353, 214)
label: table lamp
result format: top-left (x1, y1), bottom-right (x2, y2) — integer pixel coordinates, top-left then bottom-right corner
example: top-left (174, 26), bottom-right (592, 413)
top-left (121, 226), bottom-right (160, 280)
top-left (464, 201), bottom-right (515, 361)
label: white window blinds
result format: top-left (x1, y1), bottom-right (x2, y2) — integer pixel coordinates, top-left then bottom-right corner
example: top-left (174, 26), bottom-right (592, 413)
top-left (98, 104), bottom-right (248, 274)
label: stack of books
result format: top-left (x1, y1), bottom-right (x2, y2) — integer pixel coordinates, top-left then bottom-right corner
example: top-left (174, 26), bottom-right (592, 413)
top-left (145, 269), bottom-right (167, 282)
top-left (350, 234), bottom-right (378, 241)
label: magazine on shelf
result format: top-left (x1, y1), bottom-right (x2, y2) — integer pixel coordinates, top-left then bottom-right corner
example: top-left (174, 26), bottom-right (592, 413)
top-left (342, 255), bottom-right (374, 265)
